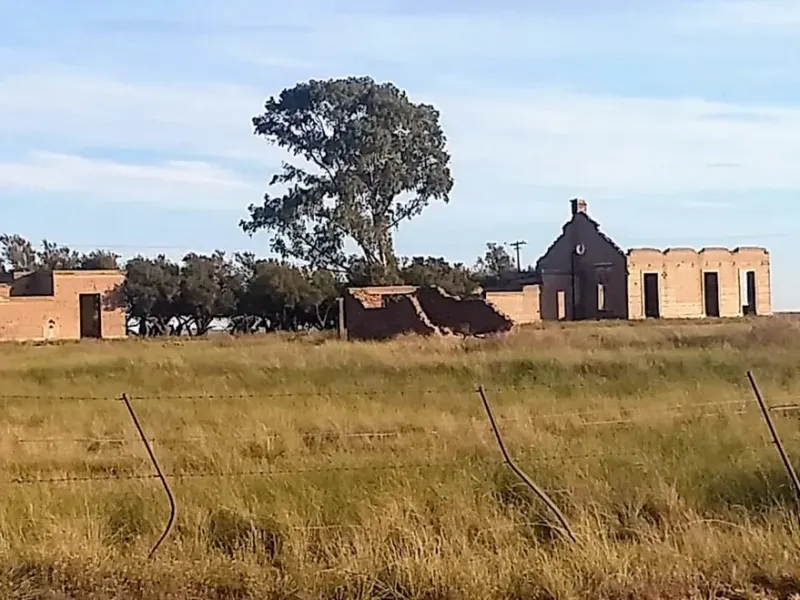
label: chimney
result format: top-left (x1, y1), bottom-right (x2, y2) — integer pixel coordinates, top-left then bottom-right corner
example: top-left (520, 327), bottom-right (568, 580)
top-left (570, 198), bottom-right (587, 216)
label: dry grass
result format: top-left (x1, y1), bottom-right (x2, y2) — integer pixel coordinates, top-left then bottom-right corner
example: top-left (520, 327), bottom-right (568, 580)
top-left (1, 317), bottom-right (800, 599)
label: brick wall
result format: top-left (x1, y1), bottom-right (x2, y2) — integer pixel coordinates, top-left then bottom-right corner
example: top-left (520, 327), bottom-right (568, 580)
top-left (415, 287), bottom-right (514, 335)
top-left (343, 289), bottom-right (438, 340)
top-left (627, 247), bottom-right (771, 319)
top-left (484, 285), bottom-right (541, 325)
top-left (344, 285), bottom-right (516, 340)
top-left (0, 270), bottom-right (127, 341)
top-left (535, 209), bottom-right (628, 321)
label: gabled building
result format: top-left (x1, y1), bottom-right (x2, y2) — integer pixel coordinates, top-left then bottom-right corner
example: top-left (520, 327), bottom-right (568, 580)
top-left (490, 199), bottom-right (772, 322)
top-left (534, 199), bottom-right (628, 320)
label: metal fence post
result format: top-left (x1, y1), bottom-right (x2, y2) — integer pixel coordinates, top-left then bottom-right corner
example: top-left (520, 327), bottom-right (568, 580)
top-left (746, 371), bottom-right (800, 513)
top-left (120, 393), bottom-right (176, 558)
top-left (477, 385), bottom-right (577, 543)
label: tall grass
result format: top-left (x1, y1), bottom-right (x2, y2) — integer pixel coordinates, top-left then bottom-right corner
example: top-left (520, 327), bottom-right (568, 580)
top-left (1, 317), bottom-right (800, 599)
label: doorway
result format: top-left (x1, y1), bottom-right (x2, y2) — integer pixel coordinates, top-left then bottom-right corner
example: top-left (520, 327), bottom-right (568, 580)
top-left (740, 270), bottom-right (757, 315)
top-left (703, 272), bottom-right (720, 317)
top-left (557, 290), bottom-right (566, 320)
top-left (79, 294), bottom-right (102, 338)
top-left (643, 273), bottom-right (660, 318)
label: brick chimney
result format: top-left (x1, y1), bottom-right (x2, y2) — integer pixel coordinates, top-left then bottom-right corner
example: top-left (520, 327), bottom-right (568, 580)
top-left (570, 198), bottom-right (587, 216)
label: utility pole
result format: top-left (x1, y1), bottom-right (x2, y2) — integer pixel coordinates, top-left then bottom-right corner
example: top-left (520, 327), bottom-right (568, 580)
top-left (508, 240), bottom-right (527, 272)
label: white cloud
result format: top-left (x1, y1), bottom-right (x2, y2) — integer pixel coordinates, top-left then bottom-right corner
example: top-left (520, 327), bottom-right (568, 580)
top-left (214, 0), bottom-right (798, 69)
top-left (424, 85), bottom-right (800, 195)
top-left (0, 71), bottom-right (280, 165)
top-left (3, 70), bottom-right (800, 206)
top-left (1, 0), bottom-right (799, 211)
top-left (0, 151), bottom-right (257, 208)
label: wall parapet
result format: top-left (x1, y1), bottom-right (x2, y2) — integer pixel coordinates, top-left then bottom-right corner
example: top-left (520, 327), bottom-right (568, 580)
top-left (628, 246), bottom-right (769, 257)
top-left (626, 244), bottom-right (771, 320)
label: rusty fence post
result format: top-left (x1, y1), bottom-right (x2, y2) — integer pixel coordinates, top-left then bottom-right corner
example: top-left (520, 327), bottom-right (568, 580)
top-left (746, 371), bottom-right (800, 513)
top-left (120, 393), bottom-right (177, 558)
top-left (477, 386), bottom-right (577, 543)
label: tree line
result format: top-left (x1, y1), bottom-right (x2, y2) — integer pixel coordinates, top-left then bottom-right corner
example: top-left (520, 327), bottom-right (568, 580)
top-left (0, 234), bottom-right (527, 336)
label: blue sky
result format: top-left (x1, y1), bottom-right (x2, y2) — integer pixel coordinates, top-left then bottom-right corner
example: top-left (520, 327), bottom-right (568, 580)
top-left (2, 0), bottom-right (800, 308)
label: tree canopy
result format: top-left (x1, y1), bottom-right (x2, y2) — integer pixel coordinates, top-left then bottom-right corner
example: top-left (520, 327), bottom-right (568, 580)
top-left (0, 235), bottom-right (121, 272)
top-left (241, 76), bottom-right (454, 285)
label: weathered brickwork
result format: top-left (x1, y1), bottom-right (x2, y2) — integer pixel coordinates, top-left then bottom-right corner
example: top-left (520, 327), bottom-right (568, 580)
top-left (627, 247), bottom-right (771, 319)
top-left (343, 285), bottom-right (514, 340)
top-left (342, 201), bottom-right (774, 336)
top-left (343, 286), bottom-right (439, 340)
top-left (0, 270), bottom-right (127, 342)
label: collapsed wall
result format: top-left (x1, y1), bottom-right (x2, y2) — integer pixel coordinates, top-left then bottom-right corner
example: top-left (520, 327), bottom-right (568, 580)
top-left (343, 287), bottom-right (439, 340)
top-left (343, 285), bottom-right (514, 340)
top-left (415, 286), bottom-right (514, 335)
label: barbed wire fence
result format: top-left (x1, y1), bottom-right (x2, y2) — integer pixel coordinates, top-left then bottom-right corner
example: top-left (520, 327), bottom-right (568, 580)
top-left (1, 375), bottom-right (798, 556)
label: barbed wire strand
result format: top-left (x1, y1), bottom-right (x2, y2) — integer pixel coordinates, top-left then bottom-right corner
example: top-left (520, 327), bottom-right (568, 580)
top-left (2, 448), bottom-right (640, 486)
top-left (4, 384), bottom-right (798, 403)
top-left (7, 441), bottom-right (758, 487)
top-left (2, 459), bottom-right (470, 486)
top-left (6, 397), bottom-right (783, 446)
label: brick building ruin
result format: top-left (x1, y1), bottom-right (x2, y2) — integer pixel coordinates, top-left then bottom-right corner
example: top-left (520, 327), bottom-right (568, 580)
top-left (343, 285), bottom-right (515, 340)
top-left (342, 199), bottom-right (772, 339)
top-left (0, 270), bottom-right (126, 342)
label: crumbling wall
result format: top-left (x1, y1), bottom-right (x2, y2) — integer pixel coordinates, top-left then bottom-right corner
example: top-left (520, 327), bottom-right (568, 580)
top-left (415, 286), bottom-right (514, 335)
top-left (343, 289), bottom-right (439, 340)
top-left (343, 285), bottom-right (517, 340)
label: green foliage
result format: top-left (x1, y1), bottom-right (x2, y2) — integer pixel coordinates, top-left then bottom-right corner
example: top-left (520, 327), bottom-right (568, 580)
top-left (232, 259), bottom-right (340, 332)
top-left (474, 243), bottom-right (515, 278)
top-left (1, 233), bottom-right (514, 336)
top-left (177, 251), bottom-right (243, 335)
top-left (241, 76), bottom-right (454, 284)
top-left (0, 235), bottom-right (121, 272)
top-left (123, 256), bottom-right (181, 335)
top-left (400, 256), bottom-right (478, 297)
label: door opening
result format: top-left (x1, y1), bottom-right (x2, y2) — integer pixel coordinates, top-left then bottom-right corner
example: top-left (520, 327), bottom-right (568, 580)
top-left (740, 270), bottom-right (757, 315)
top-left (79, 293), bottom-right (102, 339)
top-left (703, 272), bottom-right (720, 317)
top-left (597, 283), bottom-right (606, 312)
top-left (643, 273), bottom-right (660, 318)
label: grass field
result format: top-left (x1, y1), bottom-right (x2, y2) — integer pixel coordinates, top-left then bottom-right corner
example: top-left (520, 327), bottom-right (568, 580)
top-left (1, 318), bottom-right (800, 599)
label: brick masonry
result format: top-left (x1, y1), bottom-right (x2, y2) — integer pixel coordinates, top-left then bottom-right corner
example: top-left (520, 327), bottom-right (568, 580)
top-left (627, 247), bottom-right (771, 319)
top-left (0, 270), bottom-right (127, 341)
top-left (484, 285), bottom-right (541, 324)
top-left (344, 285), bottom-right (514, 340)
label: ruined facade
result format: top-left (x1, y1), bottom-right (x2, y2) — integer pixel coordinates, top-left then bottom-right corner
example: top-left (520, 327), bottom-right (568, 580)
top-left (343, 285), bottom-right (514, 340)
top-left (341, 199), bottom-right (773, 338)
top-left (627, 247), bottom-right (771, 319)
top-left (527, 200), bottom-right (772, 321)
top-left (0, 270), bottom-right (127, 342)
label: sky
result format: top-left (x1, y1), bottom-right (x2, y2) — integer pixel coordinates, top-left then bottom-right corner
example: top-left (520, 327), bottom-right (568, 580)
top-left (2, 0), bottom-right (800, 308)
